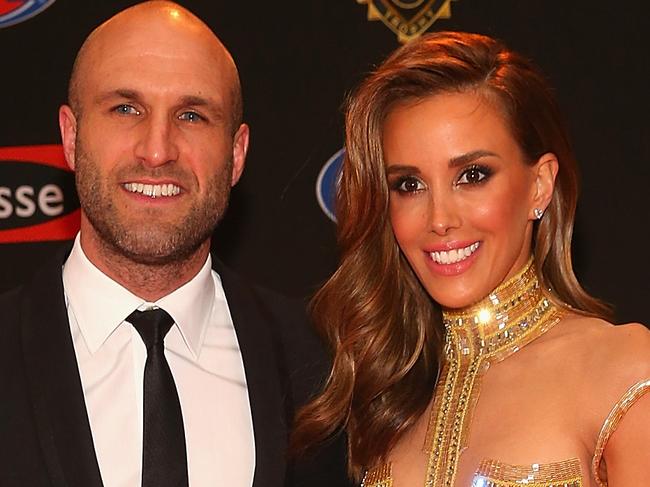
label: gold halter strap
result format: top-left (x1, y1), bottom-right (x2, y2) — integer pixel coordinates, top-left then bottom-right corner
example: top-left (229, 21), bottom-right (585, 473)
top-left (423, 258), bottom-right (564, 486)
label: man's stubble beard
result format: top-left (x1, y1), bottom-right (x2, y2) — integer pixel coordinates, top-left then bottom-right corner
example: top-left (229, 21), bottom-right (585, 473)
top-left (74, 140), bottom-right (232, 267)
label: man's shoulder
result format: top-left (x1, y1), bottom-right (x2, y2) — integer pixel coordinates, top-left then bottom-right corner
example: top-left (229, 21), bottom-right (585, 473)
top-left (1, 243), bottom-right (69, 301)
top-left (214, 260), bottom-right (330, 396)
top-left (0, 285), bottom-right (23, 328)
top-left (0, 284), bottom-right (22, 304)
top-left (213, 258), bottom-right (310, 330)
top-left (0, 246), bottom-right (68, 339)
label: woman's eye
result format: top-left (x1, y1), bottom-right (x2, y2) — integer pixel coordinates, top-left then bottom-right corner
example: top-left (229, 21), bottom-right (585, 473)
top-left (392, 177), bottom-right (425, 193)
top-left (179, 111), bottom-right (204, 122)
top-left (457, 165), bottom-right (491, 185)
top-left (114, 104), bottom-right (139, 115)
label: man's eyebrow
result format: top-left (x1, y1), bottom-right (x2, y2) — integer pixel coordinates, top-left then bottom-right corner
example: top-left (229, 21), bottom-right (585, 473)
top-left (178, 95), bottom-right (214, 107)
top-left (177, 95), bottom-right (226, 120)
top-left (95, 88), bottom-right (142, 104)
top-left (448, 150), bottom-right (499, 168)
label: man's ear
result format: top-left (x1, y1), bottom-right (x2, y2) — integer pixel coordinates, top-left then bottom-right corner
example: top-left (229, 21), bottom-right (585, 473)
top-left (230, 123), bottom-right (249, 186)
top-left (529, 152), bottom-right (559, 220)
top-left (59, 105), bottom-right (77, 171)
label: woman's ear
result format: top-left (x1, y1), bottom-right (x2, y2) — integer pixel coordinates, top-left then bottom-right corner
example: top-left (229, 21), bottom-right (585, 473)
top-left (529, 152), bottom-right (559, 220)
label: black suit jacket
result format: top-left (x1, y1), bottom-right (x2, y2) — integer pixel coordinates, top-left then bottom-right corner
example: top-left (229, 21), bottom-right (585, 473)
top-left (0, 247), bottom-right (351, 487)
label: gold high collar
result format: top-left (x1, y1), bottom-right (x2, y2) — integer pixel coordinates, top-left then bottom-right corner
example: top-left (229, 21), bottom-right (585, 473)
top-left (440, 257), bottom-right (559, 363)
top-left (422, 258), bottom-right (564, 486)
top-left (362, 259), bottom-right (566, 487)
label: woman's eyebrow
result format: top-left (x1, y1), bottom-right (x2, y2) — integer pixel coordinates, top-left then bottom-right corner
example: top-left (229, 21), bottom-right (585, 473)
top-left (385, 164), bottom-right (421, 175)
top-left (448, 150), bottom-right (498, 168)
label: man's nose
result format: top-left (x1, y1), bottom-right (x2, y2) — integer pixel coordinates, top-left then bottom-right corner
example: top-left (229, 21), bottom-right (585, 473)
top-left (134, 114), bottom-right (179, 167)
top-left (428, 193), bottom-right (461, 236)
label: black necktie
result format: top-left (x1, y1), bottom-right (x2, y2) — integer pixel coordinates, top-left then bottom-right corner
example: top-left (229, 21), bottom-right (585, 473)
top-left (128, 308), bottom-right (189, 487)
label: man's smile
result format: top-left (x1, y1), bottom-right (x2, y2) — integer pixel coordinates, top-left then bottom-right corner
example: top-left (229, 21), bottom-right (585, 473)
top-left (122, 182), bottom-right (182, 198)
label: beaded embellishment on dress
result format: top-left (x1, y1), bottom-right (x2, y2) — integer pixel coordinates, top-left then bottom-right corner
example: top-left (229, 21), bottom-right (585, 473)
top-left (423, 259), bottom-right (563, 486)
top-left (591, 379), bottom-right (650, 486)
top-left (361, 463), bottom-right (392, 487)
top-left (363, 259), bottom-right (570, 487)
top-left (472, 458), bottom-right (582, 486)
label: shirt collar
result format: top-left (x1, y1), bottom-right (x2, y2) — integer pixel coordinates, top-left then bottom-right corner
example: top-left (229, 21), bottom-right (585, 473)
top-left (63, 234), bottom-right (215, 358)
top-left (157, 255), bottom-right (215, 359)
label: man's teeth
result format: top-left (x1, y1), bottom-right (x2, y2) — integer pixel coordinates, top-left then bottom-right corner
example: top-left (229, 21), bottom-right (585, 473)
top-left (123, 182), bottom-right (181, 198)
top-left (431, 242), bottom-right (480, 265)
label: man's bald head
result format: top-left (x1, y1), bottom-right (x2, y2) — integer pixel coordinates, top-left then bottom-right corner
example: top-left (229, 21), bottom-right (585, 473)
top-left (68, 0), bottom-right (243, 132)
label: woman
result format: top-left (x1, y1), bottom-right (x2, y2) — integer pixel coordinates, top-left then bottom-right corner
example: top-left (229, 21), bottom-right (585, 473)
top-left (293, 32), bottom-right (650, 486)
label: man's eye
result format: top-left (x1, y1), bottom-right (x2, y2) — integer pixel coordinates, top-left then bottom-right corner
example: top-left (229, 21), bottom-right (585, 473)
top-left (179, 111), bottom-right (204, 122)
top-left (391, 176), bottom-right (425, 193)
top-left (457, 165), bottom-right (492, 185)
top-left (114, 104), bottom-right (140, 115)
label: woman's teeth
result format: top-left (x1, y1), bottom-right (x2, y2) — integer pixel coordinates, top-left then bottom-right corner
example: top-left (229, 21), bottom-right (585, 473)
top-left (123, 182), bottom-right (181, 198)
top-left (431, 242), bottom-right (480, 265)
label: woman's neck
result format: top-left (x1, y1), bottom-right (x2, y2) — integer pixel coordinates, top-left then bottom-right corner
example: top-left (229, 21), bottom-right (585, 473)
top-left (441, 257), bottom-right (562, 362)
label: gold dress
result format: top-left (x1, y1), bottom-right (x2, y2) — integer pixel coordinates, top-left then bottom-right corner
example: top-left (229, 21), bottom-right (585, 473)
top-left (362, 260), bottom-right (650, 487)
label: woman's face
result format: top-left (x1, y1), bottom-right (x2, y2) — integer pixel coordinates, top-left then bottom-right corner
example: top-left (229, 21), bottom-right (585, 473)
top-left (383, 91), bottom-right (549, 309)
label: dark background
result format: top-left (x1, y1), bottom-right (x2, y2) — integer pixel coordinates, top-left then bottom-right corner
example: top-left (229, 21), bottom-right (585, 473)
top-left (1, 0), bottom-right (648, 325)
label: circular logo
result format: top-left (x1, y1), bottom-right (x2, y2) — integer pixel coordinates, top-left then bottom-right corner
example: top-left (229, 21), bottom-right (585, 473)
top-left (316, 148), bottom-right (344, 222)
top-left (0, 0), bottom-right (57, 29)
top-left (0, 145), bottom-right (80, 243)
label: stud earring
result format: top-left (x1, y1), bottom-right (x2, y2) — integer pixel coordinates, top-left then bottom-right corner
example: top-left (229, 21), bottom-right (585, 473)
top-left (533, 208), bottom-right (544, 220)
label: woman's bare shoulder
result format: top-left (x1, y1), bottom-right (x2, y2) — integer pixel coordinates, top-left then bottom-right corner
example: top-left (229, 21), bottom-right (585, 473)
top-left (545, 316), bottom-right (650, 446)
top-left (564, 319), bottom-right (650, 482)
top-left (549, 315), bottom-right (650, 393)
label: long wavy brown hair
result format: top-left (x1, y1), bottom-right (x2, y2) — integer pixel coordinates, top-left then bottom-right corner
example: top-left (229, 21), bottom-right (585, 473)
top-left (292, 31), bottom-right (611, 480)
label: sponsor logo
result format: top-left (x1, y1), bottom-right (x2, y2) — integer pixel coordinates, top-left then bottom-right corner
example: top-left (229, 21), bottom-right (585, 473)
top-left (316, 148), bottom-right (344, 222)
top-left (357, 0), bottom-right (455, 43)
top-left (0, 0), bottom-right (56, 29)
top-left (0, 145), bottom-right (80, 243)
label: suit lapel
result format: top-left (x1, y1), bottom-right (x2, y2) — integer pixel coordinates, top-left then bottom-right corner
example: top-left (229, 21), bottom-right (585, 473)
top-left (216, 262), bottom-right (288, 487)
top-left (19, 251), bottom-right (287, 487)
top-left (20, 249), bottom-right (104, 487)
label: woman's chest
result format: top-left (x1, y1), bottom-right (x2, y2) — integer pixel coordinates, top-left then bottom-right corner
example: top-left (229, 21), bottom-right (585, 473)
top-left (375, 363), bottom-right (595, 487)
top-left (384, 415), bottom-right (592, 487)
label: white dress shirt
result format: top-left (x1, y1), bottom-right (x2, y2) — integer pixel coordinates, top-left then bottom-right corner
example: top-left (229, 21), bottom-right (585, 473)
top-left (62, 235), bottom-right (255, 487)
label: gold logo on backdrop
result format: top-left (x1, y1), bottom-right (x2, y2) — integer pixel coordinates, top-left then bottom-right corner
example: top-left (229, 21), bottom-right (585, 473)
top-left (357, 0), bottom-right (456, 43)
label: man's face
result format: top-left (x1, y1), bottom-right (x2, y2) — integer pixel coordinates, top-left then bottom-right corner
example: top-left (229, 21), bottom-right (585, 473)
top-left (60, 13), bottom-right (247, 265)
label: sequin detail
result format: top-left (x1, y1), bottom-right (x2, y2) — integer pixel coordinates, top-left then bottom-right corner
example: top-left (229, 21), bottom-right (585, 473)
top-left (424, 260), bottom-right (563, 486)
top-left (591, 379), bottom-right (650, 486)
top-left (363, 259), bottom-right (567, 487)
top-left (362, 463), bottom-right (392, 487)
top-left (472, 458), bottom-right (582, 486)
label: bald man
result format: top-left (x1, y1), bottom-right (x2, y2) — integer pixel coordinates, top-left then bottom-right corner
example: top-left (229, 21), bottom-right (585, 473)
top-left (0, 2), bottom-right (349, 487)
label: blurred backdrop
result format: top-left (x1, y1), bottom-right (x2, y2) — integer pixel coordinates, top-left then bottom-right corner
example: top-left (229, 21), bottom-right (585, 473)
top-left (0, 0), bottom-right (648, 325)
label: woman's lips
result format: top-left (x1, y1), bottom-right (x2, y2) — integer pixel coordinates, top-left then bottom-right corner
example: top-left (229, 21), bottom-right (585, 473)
top-left (424, 241), bottom-right (481, 276)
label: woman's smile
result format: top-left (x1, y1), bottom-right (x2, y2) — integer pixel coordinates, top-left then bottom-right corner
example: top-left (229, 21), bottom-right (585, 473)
top-left (384, 92), bottom-right (543, 308)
